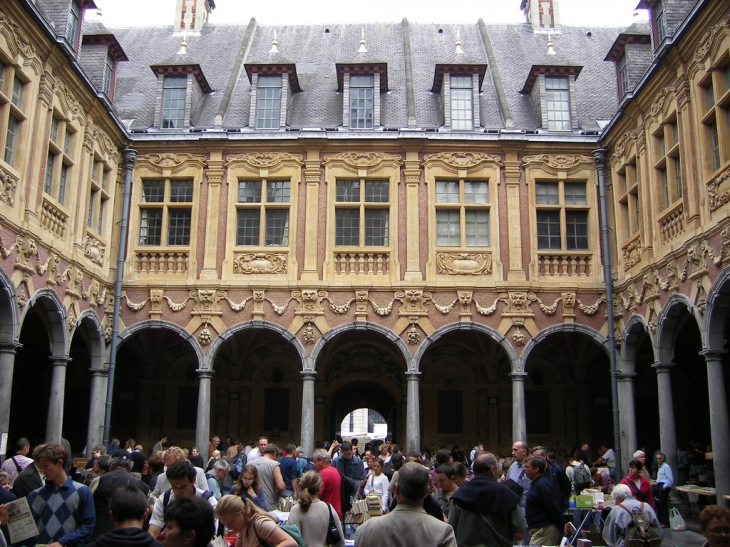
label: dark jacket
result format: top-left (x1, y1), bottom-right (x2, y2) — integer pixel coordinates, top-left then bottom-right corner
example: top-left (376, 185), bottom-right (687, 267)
top-left (525, 473), bottom-right (564, 530)
top-left (90, 469), bottom-right (150, 541)
top-left (450, 474), bottom-right (520, 518)
top-left (546, 460), bottom-right (571, 510)
top-left (11, 463), bottom-right (41, 499)
top-left (87, 527), bottom-right (163, 547)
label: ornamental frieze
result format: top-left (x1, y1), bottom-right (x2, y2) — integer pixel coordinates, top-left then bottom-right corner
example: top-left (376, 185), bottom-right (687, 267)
top-left (422, 152), bottom-right (503, 168)
top-left (322, 152), bottom-right (402, 169)
top-left (225, 152), bottom-right (304, 169)
top-left (137, 153), bottom-right (207, 171)
top-left (191, 289), bottom-right (226, 315)
top-left (55, 81), bottom-right (85, 122)
top-left (522, 154), bottom-right (593, 171)
top-left (436, 252), bottom-right (492, 275)
top-left (693, 20), bottom-right (728, 65)
top-left (232, 253), bottom-right (286, 274)
top-left (0, 9), bottom-right (42, 75)
top-left (612, 130), bottom-right (635, 159)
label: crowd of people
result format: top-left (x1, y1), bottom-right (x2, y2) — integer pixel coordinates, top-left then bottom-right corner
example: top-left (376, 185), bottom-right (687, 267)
top-left (0, 434), bottom-right (722, 547)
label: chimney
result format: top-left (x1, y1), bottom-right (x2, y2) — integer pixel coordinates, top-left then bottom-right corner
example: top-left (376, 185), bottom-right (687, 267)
top-left (521, 0), bottom-right (561, 32)
top-left (174, 0), bottom-right (215, 33)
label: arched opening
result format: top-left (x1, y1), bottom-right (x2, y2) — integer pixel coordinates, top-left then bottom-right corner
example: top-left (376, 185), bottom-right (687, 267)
top-left (632, 329), bottom-right (659, 455)
top-left (333, 390), bottom-right (395, 442)
top-left (10, 306), bottom-right (52, 446)
top-left (114, 325), bottom-right (201, 449)
top-left (524, 329), bottom-right (610, 461)
top-left (316, 329), bottom-right (407, 446)
top-left (63, 324), bottom-right (93, 452)
top-left (212, 327), bottom-right (303, 445)
top-left (419, 327), bottom-right (513, 456)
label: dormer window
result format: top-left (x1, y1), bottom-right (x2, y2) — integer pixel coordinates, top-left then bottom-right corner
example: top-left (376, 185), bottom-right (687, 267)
top-left (102, 52), bottom-right (114, 96)
top-left (654, 1), bottom-right (666, 43)
top-left (80, 28), bottom-right (128, 100)
top-left (349, 75), bottom-right (374, 129)
top-left (256, 75), bottom-right (282, 129)
top-left (521, 66), bottom-right (581, 132)
top-left (65, 1), bottom-right (82, 50)
top-left (450, 76), bottom-right (474, 130)
top-left (162, 76), bottom-right (187, 129)
top-left (545, 76), bottom-right (570, 131)
top-left (618, 54), bottom-right (628, 97)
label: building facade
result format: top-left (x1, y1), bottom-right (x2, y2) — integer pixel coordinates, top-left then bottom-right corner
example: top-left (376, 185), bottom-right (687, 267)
top-left (0, 0), bottom-right (729, 503)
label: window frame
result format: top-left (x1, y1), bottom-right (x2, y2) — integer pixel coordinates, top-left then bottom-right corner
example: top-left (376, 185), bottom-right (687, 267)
top-left (699, 56), bottom-right (730, 176)
top-left (255, 75), bottom-right (283, 130)
top-left (449, 74), bottom-right (474, 131)
top-left (137, 178), bottom-right (194, 247)
top-left (334, 179), bottom-right (391, 247)
top-left (534, 179), bottom-right (590, 252)
top-left (65, 0), bottom-right (82, 51)
top-left (348, 74), bottom-right (374, 129)
top-left (88, 156), bottom-right (112, 237)
top-left (161, 75), bottom-right (188, 129)
top-left (434, 178), bottom-right (490, 248)
top-left (43, 111), bottom-right (76, 207)
top-left (0, 62), bottom-right (29, 169)
top-left (545, 76), bottom-right (572, 132)
top-left (235, 178), bottom-right (291, 247)
top-left (652, 114), bottom-right (682, 212)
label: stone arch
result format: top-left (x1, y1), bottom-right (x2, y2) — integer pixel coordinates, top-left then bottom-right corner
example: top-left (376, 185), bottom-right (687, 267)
top-left (70, 309), bottom-right (105, 366)
top-left (705, 265), bottom-right (730, 351)
top-left (310, 322), bottom-right (412, 372)
top-left (655, 293), bottom-right (704, 364)
top-left (518, 323), bottom-right (608, 371)
top-left (21, 288), bottom-right (68, 356)
top-left (117, 319), bottom-right (205, 368)
top-left (620, 314), bottom-right (655, 375)
top-left (414, 321), bottom-right (518, 373)
top-left (207, 320), bottom-right (307, 371)
top-left (0, 266), bottom-right (18, 344)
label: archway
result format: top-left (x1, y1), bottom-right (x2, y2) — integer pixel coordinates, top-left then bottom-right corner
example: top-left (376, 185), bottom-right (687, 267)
top-left (331, 385), bottom-right (396, 443)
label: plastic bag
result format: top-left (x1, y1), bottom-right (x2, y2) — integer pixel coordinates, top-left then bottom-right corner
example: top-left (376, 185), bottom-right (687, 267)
top-left (670, 507), bottom-right (687, 531)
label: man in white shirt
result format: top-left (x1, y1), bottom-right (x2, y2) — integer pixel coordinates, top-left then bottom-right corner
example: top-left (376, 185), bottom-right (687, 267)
top-left (652, 453), bottom-right (674, 527)
top-left (246, 437), bottom-right (268, 463)
top-left (0, 437), bottom-right (33, 487)
top-left (152, 446), bottom-right (207, 497)
top-left (148, 460), bottom-right (217, 539)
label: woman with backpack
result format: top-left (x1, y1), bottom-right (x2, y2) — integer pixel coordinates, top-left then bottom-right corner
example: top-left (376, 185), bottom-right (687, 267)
top-left (216, 495), bottom-right (298, 547)
top-left (288, 471), bottom-right (345, 547)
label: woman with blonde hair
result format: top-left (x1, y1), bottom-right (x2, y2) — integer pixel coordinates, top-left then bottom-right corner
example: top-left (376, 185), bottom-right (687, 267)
top-left (216, 495), bottom-right (297, 547)
top-left (288, 471), bottom-right (344, 547)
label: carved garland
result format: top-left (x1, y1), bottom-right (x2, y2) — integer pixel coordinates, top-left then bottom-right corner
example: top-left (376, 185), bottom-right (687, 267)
top-left (522, 154), bottom-right (593, 171)
top-left (707, 166), bottom-right (730, 211)
top-left (322, 152), bottom-right (402, 169)
top-left (225, 152), bottom-right (304, 170)
top-left (422, 152), bottom-right (503, 168)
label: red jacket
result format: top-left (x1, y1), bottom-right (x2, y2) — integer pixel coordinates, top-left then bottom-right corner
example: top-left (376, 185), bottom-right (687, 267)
top-left (620, 475), bottom-right (654, 507)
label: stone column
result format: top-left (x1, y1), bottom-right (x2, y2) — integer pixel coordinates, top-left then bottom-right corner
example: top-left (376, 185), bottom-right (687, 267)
top-left (0, 343), bottom-right (19, 449)
top-left (300, 372), bottom-right (316, 457)
top-left (403, 147), bottom-right (422, 281)
top-left (405, 373), bottom-right (420, 453)
top-left (504, 152), bottom-right (526, 281)
top-left (86, 368), bottom-right (108, 456)
top-left (617, 370), bottom-right (637, 469)
top-left (301, 149), bottom-right (322, 281)
top-left (46, 356), bottom-right (69, 444)
top-left (653, 362), bottom-right (679, 484)
top-left (510, 371), bottom-right (527, 441)
top-left (702, 350), bottom-right (730, 507)
top-left (195, 369), bottom-right (213, 453)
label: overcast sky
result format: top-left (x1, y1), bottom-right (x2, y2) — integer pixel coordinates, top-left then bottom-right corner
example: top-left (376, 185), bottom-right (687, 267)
top-left (92, 0), bottom-right (647, 27)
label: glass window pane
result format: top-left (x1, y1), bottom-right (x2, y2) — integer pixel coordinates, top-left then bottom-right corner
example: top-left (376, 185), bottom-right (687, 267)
top-left (464, 181), bottom-right (488, 204)
top-left (436, 209), bottom-right (460, 247)
top-left (564, 183), bottom-right (587, 205)
top-left (11, 78), bottom-right (22, 107)
top-left (267, 181), bottom-right (290, 203)
top-left (98, 199), bottom-right (104, 235)
top-left (170, 180), bottom-right (193, 202)
top-left (142, 180), bottom-right (165, 202)
top-left (238, 181), bottom-right (262, 203)
top-left (88, 191), bottom-right (95, 228)
top-left (4, 115), bottom-right (17, 165)
top-left (536, 182), bottom-right (559, 205)
top-left (139, 209), bottom-right (162, 245)
top-left (335, 209), bottom-right (359, 246)
top-left (167, 209), bottom-right (191, 245)
top-left (566, 211), bottom-right (589, 250)
top-left (365, 181), bottom-right (389, 202)
top-left (465, 210), bottom-right (489, 247)
top-left (675, 156), bottom-right (682, 199)
top-left (265, 210), bottom-right (289, 246)
top-left (350, 86), bottom-right (373, 129)
top-left (336, 180), bottom-right (360, 202)
top-left (162, 76), bottom-right (187, 129)
top-left (537, 210), bottom-right (561, 250)
top-left (50, 117), bottom-right (59, 142)
top-left (364, 209), bottom-right (389, 246)
top-left (436, 181), bottom-right (459, 203)
top-left (58, 164), bottom-right (67, 204)
top-left (545, 77), bottom-right (570, 131)
top-left (44, 152), bottom-right (54, 194)
top-left (350, 75), bottom-right (374, 87)
top-left (236, 209), bottom-right (260, 246)
top-left (256, 85), bottom-right (282, 129)
top-left (451, 86), bottom-right (473, 130)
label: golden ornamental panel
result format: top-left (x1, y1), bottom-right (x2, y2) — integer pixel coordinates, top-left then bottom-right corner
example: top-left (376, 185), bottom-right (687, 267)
top-left (232, 252), bottom-right (287, 274)
top-left (436, 252), bottom-right (492, 275)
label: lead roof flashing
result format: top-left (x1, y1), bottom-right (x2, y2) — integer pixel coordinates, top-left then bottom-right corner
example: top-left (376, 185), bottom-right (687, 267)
top-left (335, 62), bottom-right (389, 92)
top-left (520, 64), bottom-right (583, 93)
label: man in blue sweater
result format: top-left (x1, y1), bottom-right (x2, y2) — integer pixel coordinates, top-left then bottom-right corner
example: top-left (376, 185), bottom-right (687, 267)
top-left (524, 456), bottom-right (564, 546)
top-left (27, 443), bottom-right (95, 547)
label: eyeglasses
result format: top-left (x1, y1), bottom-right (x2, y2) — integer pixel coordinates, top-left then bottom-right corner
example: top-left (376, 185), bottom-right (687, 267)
top-left (708, 528), bottom-right (730, 536)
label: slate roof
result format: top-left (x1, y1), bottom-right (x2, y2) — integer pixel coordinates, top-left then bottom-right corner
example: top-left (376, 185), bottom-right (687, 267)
top-left (107, 18), bottom-right (624, 133)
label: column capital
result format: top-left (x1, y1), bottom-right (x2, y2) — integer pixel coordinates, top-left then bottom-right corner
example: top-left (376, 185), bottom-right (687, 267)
top-left (700, 349), bottom-right (727, 361)
top-left (510, 371), bottom-right (528, 380)
top-left (617, 371), bottom-right (637, 381)
top-left (0, 341), bottom-right (21, 353)
top-left (652, 361), bottom-right (674, 372)
top-left (89, 367), bottom-right (108, 377)
top-left (301, 371), bottom-right (317, 381)
top-left (406, 371), bottom-right (421, 380)
top-left (48, 355), bottom-right (70, 366)
top-left (196, 368), bottom-right (214, 379)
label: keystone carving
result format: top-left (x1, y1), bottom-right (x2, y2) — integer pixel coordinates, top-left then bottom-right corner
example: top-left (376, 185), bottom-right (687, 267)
top-left (191, 289), bottom-right (226, 314)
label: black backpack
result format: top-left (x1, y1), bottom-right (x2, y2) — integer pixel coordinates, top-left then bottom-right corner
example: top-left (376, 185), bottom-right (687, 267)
top-left (573, 464), bottom-right (591, 492)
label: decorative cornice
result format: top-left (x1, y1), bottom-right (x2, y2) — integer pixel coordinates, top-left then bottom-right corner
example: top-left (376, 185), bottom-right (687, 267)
top-left (225, 152), bottom-right (304, 170)
top-left (55, 81), bottom-right (85, 122)
top-left (322, 152), bottom-right (402, 169)
top-left (422, 152), bottom-right (503, 169)
top-left (137, 153), bottom-right (207, 172)
top-left (522, 154), bottom-right (593, 171)
top-left (0, 9), bottom-right (42, 75)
